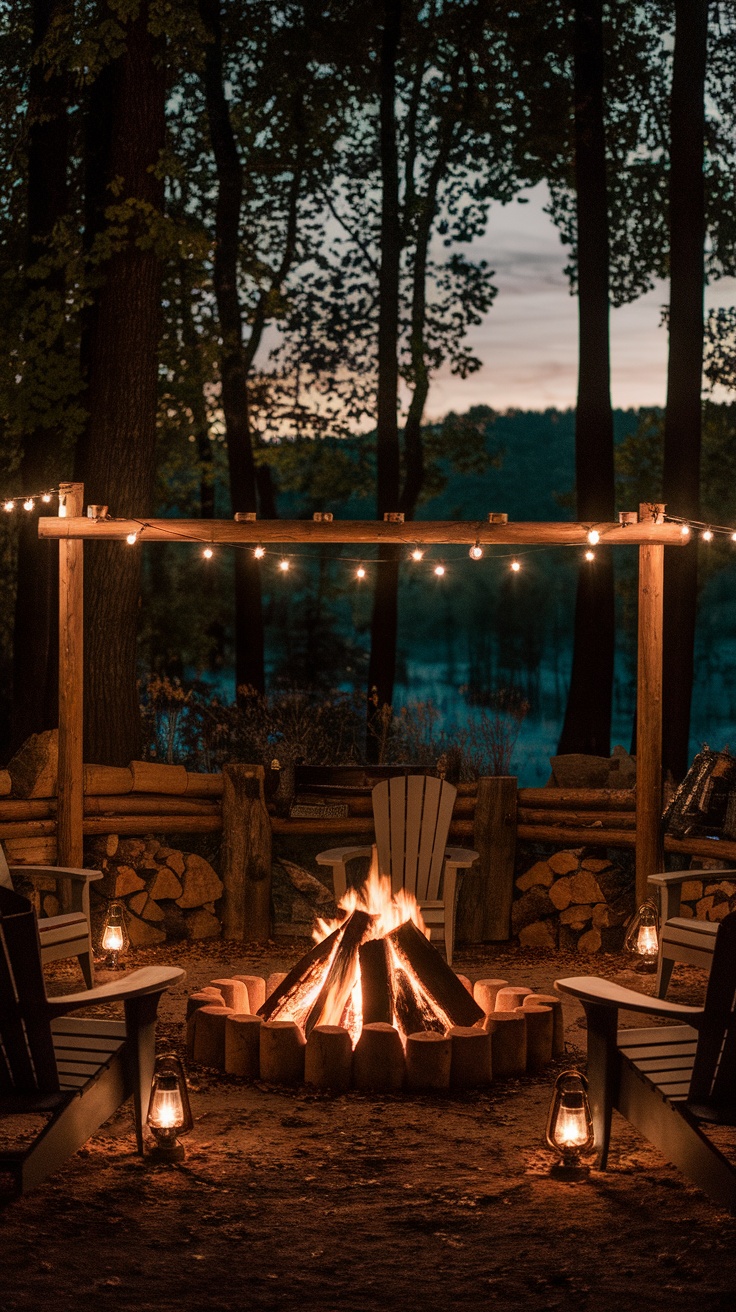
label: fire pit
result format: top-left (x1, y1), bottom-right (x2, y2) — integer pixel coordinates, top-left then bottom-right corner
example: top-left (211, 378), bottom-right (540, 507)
top-left (185, 862), bottom-right (563, 1091)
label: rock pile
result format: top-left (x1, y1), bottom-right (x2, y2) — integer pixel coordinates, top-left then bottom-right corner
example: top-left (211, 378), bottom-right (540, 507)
top-left (512, 849), bottom-right (631, 952)
top-left (87, 834), bottom-right (224, 946)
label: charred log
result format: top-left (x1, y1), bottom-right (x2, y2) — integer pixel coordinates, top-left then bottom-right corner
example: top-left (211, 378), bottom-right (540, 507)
top-left (387, 920), bottom-right (484, 1028)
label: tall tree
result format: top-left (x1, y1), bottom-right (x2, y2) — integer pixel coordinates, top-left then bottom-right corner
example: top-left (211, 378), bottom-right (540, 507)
top-left (557, 0), bottom-right (615, 757)
top-left (367, 0), bottom-right (403, 722)
top-left (11, 0), bottom-right (72, 751)
top-left (661, 0), bottom-right (708, 780)
top-left (199, 0), bottom-right (265, 697)
top-left (74, 1), bottom-right (166, 764)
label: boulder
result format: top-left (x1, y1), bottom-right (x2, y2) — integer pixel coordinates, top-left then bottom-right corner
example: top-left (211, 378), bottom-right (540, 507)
top-left (566, 870), bottom-right (604, 904)
top-left (176, 853), bottom-right (224, 908)
top-left (518, 919), bottom-right (557, 948)
top-left (126, 913), bottom-right (166, 948)
top-left (185, 908), bottom-right (222, 939)
top-left (548, 851), bottom-right (579, 876)
top-left (511, 886), bottom-right (555, 934)
top-left (516, 861), bottom-right (554, 891)
top-left (114, 866), bottom-right (146, 898)
top-left (578, 927), bottom-right (602, 953)
top-left (149, 866), bottom-right (183, 901)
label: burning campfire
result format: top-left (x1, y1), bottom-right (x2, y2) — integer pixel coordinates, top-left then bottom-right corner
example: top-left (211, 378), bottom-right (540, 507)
top-left (258, 859), bottom-right (483, 1043)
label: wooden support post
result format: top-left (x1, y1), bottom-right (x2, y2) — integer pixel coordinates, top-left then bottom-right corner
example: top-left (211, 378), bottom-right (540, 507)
top-left (221, 764), bottom-right (272, 940)
top-left (456, 775), bottom-right (517, 942)
top-left (636, 504), bottom-right (665, 904)
top-left (57, 482), bottom-right (84, 882)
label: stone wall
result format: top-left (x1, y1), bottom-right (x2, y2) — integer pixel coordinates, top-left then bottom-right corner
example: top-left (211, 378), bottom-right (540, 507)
top-left (512, 848), bottom-right (632, 952)
top-left (87, 835), bottom-right (224, 946)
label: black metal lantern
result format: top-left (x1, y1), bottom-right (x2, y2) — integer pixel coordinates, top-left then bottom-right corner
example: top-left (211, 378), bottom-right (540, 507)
top-left (99, 901), bottom-right (129, 967)
top-left (146, 1053), bottom-right (193, 1162)
top-left (624, 900), bottom-right (659, 973)
top-left (546, 1069), bottom-right (595, 1176)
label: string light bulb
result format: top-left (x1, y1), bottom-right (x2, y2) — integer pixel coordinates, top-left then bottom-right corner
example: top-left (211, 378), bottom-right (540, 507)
top-left (126, 532), bottom-right (138, 546)
top-left (278, 558), bottom-right (290, 572)
top-left (356, 566), bottom-right (366, 579)
top-left (587, 529), bottom-right (600, 545)
top-left (3, 499), bottom-right (14, 513)
top-left (23, 498), bottom-right (34, 511)
top-left (732, 533), bottom-right (736, 543)
top-left (702, 528), bottom-right (713, 542)
top-left (434, 564), bottom-right (445, 577)
top-left (585, 550), bottom-right (595, 562)
top-left (254, 545), bottom-right (265, 559)
top-left (680, 524), bottom-right (691, 537)
top-left (410, 548), bottom-right (424, 562)
top-left (203, 547), bottom-right (213, 560)
top-left (41, 493), bottom-right (52, 503)
top-left (469, 543), bottom-right (483, 560)
top-left (510, 560), bottom-right (521, 572)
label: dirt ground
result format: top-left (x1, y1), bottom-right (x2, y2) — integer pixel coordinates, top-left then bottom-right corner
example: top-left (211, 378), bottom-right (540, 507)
top-left (2, 938), bottom-right (736, 1312)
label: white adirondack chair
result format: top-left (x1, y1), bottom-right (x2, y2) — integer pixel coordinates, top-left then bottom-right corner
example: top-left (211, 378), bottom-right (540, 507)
top-left (0, 883), bottom-right (183, 1194)
top-left (647, 868), bottom-right (736, 998)
top-left (556, 909), bottom-right (736, 1212)
top-left (0, 843), bottom-right (101, 986)
top-left (316, 775), bottom-right (478, 965)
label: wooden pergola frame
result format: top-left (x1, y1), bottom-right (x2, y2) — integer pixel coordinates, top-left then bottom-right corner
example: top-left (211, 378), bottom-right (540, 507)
top-left (41, 484), bottom-right (685, 905)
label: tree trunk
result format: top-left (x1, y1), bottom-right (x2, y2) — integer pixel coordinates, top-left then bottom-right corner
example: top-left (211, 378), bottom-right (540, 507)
top-left (661, 0), bottom-right (707, 781)
top-left (367, 0), bottom-right (402, 743)
top-left (74, 3), bottom-right (166, 764)
top-left (199, 0), bottom-right (264, 698)
top-left (11, 0), bottom-right (71, 753)
top-left (557, 0), bottom-right (615, 758)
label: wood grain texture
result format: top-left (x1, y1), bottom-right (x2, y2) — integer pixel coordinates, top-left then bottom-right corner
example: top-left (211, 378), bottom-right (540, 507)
top-left (221, 764), bottom-right (271, 940)
top-left (57, 482), bottom-right (84, 877)
top-left (40, 517), bottom-right (688, 545)
top-left (636, 536), bottom-right (665, 901)
top-left (457, 776), bottom-right (517, 943)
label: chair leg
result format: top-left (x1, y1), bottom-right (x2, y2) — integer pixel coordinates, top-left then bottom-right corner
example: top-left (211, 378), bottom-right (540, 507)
top-left (124, 991), bottom-right (163, 1153)
top-left (655, 952), bottom-right (675, 999)
top-left (583, 1002), bottom-right (618, 1169)
top-left (443, 868), bottom-right (458, 968)
top-left (78, 946), bottom-right (94, 990)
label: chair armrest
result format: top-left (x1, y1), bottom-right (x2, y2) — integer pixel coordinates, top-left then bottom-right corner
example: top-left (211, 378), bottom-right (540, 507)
top-left (10, 865), bottom-right (103, 883)
top-left (46, 966), bottom-right (184, 1016)
top-left (444, 848), bottom-right (479, 867)
top-left (555, 974), bottom-right (703, 1021)
top-left (315, 846), bottom-right (373, 865)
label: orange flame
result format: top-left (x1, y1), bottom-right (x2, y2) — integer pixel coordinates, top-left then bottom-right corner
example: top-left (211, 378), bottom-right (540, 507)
top-left (314, 852), bottom-right (428, 945)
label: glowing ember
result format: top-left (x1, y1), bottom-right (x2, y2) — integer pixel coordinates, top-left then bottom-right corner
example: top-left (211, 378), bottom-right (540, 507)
top-left (263, 856), bottom-right (480, 1045)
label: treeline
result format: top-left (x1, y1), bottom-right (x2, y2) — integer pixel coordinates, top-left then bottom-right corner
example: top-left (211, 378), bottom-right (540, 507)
top-left (0, 1), bottom-right (734, 774)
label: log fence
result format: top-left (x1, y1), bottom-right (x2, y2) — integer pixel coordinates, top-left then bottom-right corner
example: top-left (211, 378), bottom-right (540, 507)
top-left (4, 760), bottom-right (736, 941)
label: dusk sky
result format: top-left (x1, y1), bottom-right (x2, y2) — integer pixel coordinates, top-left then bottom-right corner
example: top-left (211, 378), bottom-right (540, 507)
top-left (429, 183), bottom-right (736, 417)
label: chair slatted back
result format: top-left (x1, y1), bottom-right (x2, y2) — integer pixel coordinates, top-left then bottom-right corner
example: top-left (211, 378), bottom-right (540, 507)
top-left (689, 910), bottom-right (736, 1109)
top-left (0, 886), bottom-right (58, 1095)
top-left (372, 776), bottom-right (457, 902)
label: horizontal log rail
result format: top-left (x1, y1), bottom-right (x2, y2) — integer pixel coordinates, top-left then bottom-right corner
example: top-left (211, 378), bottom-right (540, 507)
top-left (517, 787), bottom-right (636, 809)
top-left (40, 516), bottom-right (686, 547)
top-left (4, 772), bottom-right (734, 878)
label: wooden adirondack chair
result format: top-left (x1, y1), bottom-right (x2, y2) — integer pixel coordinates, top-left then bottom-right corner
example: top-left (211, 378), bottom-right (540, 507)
top-left (0, 843), bottom-right (101, 987)
top-left (0, 884), bottom-right (183, 1195)
top-left (556, 910), bottom-right (736, 1211)
top-left (316, 775), bottom-right (478, 965)
top-left (647, 868), bottom-right (736, 998)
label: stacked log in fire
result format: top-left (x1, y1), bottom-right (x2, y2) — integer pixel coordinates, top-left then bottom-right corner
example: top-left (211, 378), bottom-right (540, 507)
top-left (185, 869), bottom-right (564, 1091)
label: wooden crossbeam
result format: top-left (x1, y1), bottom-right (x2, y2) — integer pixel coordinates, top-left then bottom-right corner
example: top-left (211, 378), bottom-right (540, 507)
top-left (39, 517), bottom-right (686, 546)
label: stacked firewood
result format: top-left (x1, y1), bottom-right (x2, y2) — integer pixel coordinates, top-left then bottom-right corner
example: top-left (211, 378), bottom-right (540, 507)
top-left (185, 973), bottom-right (564, 1093)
